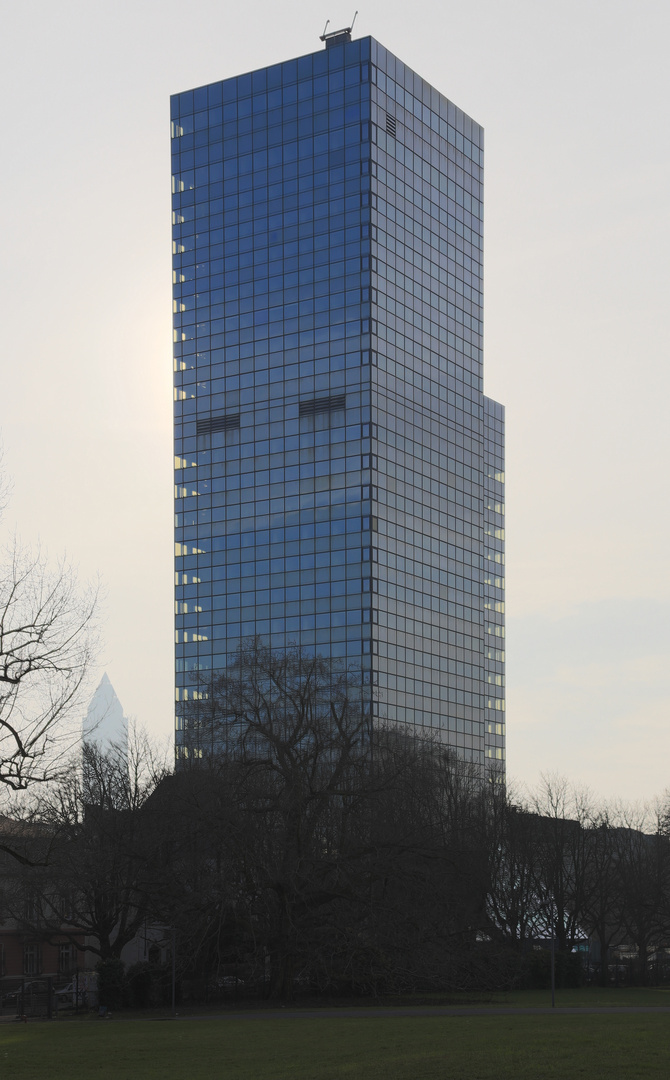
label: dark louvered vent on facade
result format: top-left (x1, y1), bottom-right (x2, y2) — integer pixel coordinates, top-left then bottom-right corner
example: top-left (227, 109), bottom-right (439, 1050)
top-left (386, 114), bottom-right (396, 137)
top-left (299, 394), bottom-right (346, 417)
top-left (196, 412), bottom-right (240, 436)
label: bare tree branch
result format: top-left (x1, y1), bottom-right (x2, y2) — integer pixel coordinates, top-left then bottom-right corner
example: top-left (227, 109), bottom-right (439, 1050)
top-left (0, 538), bottom-right (99, 791)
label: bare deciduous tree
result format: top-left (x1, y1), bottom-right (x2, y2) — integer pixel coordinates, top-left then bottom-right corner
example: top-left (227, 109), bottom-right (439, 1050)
top-left (185, 640), bottom-right (372, 997)
top-left (580, 806), bottom-right (626, 986)
top-left (485, 787), bottom-right (543, 950)
top-left (528, 775), bottom-right (594, 956)
top-left (174, 641), bottom-right (503, 999)
top-left (9, 727), bottom-right (168, 960)
top-left (0, 541), bottom-right (97, 794)
top-left (611, 801), bottom-right (670, 982)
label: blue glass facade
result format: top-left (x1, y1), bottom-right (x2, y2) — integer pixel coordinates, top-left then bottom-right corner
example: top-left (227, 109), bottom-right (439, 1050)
top-left (172, 35), bottom-right (505, 769)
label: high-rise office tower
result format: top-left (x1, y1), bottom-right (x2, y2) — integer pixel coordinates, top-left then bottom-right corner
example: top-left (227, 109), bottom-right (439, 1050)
top-left (172, 31), bottom-right (505, 769)
top-left (83, 673), bottom-right (128, 757)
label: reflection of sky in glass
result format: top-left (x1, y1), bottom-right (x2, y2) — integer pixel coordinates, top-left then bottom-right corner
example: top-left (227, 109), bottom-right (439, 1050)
top-left (172, 36), bottom-right (504, 769)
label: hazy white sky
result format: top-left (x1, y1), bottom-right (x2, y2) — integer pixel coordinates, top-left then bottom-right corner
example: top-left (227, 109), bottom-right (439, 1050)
top-left (1, 0), bottom-right (668, 800)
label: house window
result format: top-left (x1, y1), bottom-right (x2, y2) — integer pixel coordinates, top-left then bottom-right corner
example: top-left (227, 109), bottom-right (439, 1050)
top-left (23, 943), bottom-right (41, 975)
top-left (59, 943), bottom-right (76, 974)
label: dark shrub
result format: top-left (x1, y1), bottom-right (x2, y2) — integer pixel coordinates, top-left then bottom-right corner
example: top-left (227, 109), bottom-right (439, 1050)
top-left (96, 958), bottom-right (126, 1010)
top-left (523, 949), bottom-right (583, 990)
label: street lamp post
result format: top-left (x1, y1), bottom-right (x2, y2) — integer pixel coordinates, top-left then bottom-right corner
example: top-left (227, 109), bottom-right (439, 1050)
top-left (171, 928), bottom-right (176, 1017)
top-left (551, 926), bottom-right (556, 1008)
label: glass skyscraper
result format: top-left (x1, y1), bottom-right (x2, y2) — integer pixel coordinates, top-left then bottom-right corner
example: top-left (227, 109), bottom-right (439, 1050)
top-left (171, 32), bottom-right (505, 769)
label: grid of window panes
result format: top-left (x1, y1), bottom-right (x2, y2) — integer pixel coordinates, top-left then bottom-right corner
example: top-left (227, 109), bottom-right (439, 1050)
top-left (172, 35), bottom-right (505, 771)
top-left (368, 40), bottom-right (503, 767)
top-left (171, 39), bottom-right (373, 756)
top-left (483, 396), bottom-right (505, 764)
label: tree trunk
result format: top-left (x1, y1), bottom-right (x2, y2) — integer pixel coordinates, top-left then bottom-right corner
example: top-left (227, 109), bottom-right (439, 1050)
top-left (599, 938), bottom-right (609, 988)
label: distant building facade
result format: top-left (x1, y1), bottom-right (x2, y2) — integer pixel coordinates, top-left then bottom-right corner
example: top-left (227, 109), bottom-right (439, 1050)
top-left (0, 817), bottom-right (91, 982)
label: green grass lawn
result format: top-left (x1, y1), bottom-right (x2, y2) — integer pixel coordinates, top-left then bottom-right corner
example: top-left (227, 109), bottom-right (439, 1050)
top-left (2, 1013), bottom-right (670, 1080)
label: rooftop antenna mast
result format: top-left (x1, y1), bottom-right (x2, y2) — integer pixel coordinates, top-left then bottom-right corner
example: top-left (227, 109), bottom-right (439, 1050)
top-left (319, 11), bottom-right (358, 47)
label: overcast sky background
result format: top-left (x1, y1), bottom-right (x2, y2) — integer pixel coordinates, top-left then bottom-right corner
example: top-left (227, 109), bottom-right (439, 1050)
top-left (1, 0), bottom-right (668, 801)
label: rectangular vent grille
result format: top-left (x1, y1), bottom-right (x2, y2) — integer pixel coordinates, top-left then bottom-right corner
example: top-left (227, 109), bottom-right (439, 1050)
top-left (385, 114), bottom-right (396, 137)
top-left (299, 395), bottom-right (346, 417)
top-left (196, 413), bottom-right (240, 436)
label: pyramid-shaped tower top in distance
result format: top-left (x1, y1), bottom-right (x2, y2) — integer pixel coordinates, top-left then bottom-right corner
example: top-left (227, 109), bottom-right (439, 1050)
top-left (83, 673), bottom-right (128, 754)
